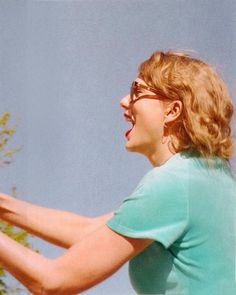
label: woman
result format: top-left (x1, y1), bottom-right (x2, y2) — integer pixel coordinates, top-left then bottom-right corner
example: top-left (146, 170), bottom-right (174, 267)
top-left (0, 50), bottom-right (235, 294)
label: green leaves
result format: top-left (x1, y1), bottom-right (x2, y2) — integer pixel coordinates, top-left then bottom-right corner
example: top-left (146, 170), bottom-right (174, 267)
top-left (0, 212), bottom-right (37, 294)
top-left (0, 112), bottom-right (21, 166)
top-left (0, 112), bottom-right (38, 294)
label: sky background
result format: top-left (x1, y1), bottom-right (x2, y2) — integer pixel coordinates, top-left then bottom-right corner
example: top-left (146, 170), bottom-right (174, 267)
top-left (0, 0), bottom-right (235, 294)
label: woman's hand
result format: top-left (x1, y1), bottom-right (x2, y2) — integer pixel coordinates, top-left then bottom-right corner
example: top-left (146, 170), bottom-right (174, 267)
top-left (0, 192), bottom-right (113, 248)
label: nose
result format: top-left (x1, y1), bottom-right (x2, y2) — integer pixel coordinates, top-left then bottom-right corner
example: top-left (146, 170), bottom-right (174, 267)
top-left (120, 94), bottom-right (130, 109)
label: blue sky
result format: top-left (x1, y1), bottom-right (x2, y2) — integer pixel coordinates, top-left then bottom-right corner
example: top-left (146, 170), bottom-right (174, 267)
top-left (0, 0), bottom-right (235, 294)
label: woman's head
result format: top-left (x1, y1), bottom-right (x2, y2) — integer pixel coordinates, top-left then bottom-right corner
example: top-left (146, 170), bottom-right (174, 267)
top-left (120, 77), bottom-right (183, 166)
top-left (138, 50), bottom-right (235, 161)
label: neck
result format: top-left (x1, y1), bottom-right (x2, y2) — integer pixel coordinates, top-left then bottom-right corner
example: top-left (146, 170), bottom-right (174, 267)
top-left (145, 142), bottom-right (176, 167)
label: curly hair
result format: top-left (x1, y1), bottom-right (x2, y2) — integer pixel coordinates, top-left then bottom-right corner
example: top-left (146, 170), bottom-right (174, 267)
top-left (138, 50), bottom-right (235, 162)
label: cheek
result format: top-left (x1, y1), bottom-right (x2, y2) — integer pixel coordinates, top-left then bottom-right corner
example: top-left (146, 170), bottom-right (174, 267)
top-left (133, 101), bottom-right (165, 136)
top-left (144, 106), bottom-right (165, 128)
top-left (137, 113), bottom-right (164, 139)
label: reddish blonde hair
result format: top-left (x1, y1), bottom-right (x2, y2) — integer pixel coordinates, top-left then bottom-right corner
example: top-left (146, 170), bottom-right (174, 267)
top-left (138, 50), bottom-right (235, 161)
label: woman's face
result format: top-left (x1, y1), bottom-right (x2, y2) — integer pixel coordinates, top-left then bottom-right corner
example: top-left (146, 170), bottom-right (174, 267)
top-left (120, 78), bottom-right (168, 156)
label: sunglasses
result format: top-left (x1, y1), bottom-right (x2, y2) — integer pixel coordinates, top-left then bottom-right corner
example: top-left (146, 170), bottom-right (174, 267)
top-left (130, 81), bottom-right (167, 105)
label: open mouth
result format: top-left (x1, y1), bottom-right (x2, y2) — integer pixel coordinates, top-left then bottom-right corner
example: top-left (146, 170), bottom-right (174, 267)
top-left (124, 113), bottom-right (135, 138)
top-left (125, 126), bottom-right (134, 138)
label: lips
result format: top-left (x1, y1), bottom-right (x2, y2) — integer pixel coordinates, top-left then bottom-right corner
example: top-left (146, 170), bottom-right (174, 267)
top-left (125, 127), bottom-right (133, 138)
top-left (123, 113), bottom-right (135, 139)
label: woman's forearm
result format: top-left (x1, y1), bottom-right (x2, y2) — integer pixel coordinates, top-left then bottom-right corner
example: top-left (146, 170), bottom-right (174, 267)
top-left (0, 193), bottom-right (113, 248)
top-left (0, 230), bottom-right (51, 294)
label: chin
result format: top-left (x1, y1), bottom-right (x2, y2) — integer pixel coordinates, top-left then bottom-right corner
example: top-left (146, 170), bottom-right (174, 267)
top-left (125, 143), bottom-right (134, 152)
top-left (125, 142), bottom-right (137, 152)
top-left (125, 140), bottom-right (147, 154)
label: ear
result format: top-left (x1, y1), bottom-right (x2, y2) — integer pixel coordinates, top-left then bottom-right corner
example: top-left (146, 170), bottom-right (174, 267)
top-left (164, 100), bottom-right (183, 124)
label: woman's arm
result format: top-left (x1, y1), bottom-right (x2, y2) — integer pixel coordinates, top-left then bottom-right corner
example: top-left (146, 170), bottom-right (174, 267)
top-left (0, 193), bottom-right (113, 248)
top-left (0, 224), bottom-right (153, 294)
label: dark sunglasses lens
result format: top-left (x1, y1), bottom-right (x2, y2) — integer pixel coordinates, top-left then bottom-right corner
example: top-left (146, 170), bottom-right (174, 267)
top-left (130, 82), bottom-right (135, 102)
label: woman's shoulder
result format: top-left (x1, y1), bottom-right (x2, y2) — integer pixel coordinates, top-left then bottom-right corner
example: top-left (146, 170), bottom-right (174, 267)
top-left (140, 149), bottom-right (235, 189)
top-left (145, 151), bottom-right (190, 179)
top-left (136, 152), bottom-right (188, 192)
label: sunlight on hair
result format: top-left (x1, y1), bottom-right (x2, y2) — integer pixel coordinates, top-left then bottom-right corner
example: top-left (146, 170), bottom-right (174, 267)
top-left (138, 50), bottom-right (235, 162)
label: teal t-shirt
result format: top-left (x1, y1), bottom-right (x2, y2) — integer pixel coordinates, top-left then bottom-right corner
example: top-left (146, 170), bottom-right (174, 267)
top-left (106, 150), bottom-right (236, 295)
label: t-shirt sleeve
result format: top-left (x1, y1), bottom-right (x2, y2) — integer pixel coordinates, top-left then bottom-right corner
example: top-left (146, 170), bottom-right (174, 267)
top-left (106, 169), bottom-right (188, 249)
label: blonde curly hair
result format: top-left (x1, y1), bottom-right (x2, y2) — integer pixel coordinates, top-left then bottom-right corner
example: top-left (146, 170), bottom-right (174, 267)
top-left (138, 50), bottom-right (235, 162)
